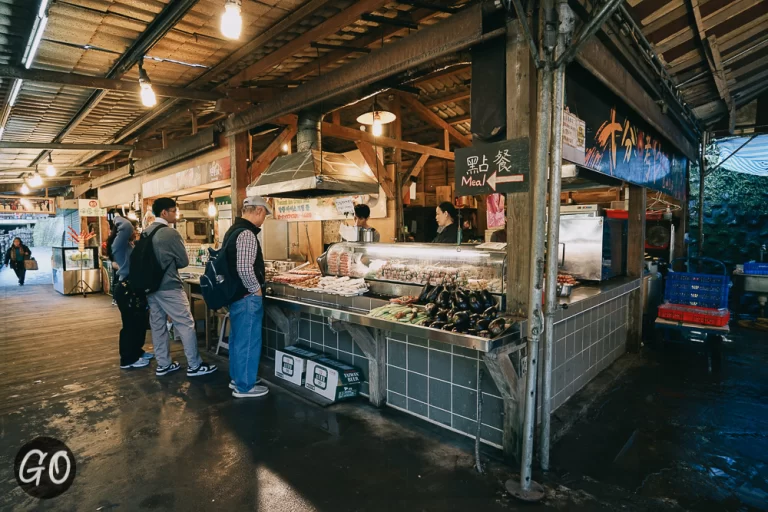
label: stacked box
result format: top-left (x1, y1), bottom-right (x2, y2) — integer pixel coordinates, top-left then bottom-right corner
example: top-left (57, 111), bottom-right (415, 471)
top-left (274, 345), bottom-right (323, 386)
top-left (305, 356), bottom-right (363, 402)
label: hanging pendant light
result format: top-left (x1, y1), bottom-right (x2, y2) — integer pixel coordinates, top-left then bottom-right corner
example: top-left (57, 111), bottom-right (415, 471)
top-left (207, 192), bottom-right (217, 217)
top-left (28, 170), bottom-right (43, 188)
top-left (221, 0), bottom-right (243, 40)
top-left (20, 183), bottom-right (30, 194)
top-left (45, 153), bottom-right (56, 176)
top-left (356, 98), bottom-right (396, 137)
top-left (138, 60), bottom-right (157, 107)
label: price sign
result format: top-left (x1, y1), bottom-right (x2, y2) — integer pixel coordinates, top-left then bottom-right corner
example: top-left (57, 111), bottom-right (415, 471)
top-left (455, 138), bottom-right (530, 196)
top-left (334, 198), bottom-right (355, 216)
top-left (562, 109), bottom-right (586, 164)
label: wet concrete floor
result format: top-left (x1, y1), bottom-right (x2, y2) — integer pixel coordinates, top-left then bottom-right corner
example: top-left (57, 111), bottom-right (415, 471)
top-left (1, 285), bottom-right (766, 511)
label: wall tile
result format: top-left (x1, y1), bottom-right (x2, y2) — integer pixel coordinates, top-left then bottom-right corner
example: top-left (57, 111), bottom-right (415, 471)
top-left (388, 330), bottom-right (406, 342)
top-left (430, 406), bottom-right (451, 426)
top-left (481, 425), bottom-right (503, 447)
top-left (409, 335), bottom-right (428, 347)
top-left (338, 350), bottom-right (354, 366)
top-left (452, 415), bottom-right (478, 436)
top-left (565, 333), bottom-right (575, 361)
top-left (555, 338), bottom-right (566, 368)
top-left (479, 361), bottom-right (502, 397)
top-left (299, 321), bottom-right (310, 342)
top-left (354, 355), bottom-right (370, 381)
top-left (408, 345), bottom-right (429, 374)
top-left (454, 346), bottom-right (480, 359)
top-left (408, 398), bottom-right (429, 418)
top-left (429, 350), bottom-right (452, 381)
top-left (389, 367), bottom-right (407, 395)
top-left (323, 325), bottom-right (338, 348)
top-left (555, 365), bottom-right (565, 396)
top-left (430, 340), bottom-right (453, 353)
top-left (388, 391), bottom-right (406, 409)
top-left (408, 372), bottom-right (428, 403)
top-left (310, 321), bottom-right (324, 344)
top-left (429, 378), bottom-right (452, 411)
top-left (555, 321), bottom-right (566, 341)
top-left (353, 340), bottom-right (366, 357)
top-left (452, 386), bottom-right (478, 420)
top-left (453, 356), bottom-right (478, 389)
top-left (388, 339), bottom-right (407, 368)
top-left (338, 330), bottom-right (353, 354)
top-left (481, 394), bottom-right (504, 430)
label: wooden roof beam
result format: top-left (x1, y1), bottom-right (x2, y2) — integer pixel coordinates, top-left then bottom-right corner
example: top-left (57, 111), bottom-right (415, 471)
top-left (397, 92), bottom-right (471, 146)
top-left (424, 90), bottom-right (471, 107)
top-left (321, 122), bottom-right (453, 160)
top-left (228, 0), bottom-right (392, 87)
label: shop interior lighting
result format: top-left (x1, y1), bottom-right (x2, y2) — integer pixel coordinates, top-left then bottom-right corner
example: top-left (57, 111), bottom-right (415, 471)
top-left (45, 153), bottom-right (56, 176)
top-left (207, 193), bottom-right (217, 217)
top-left (23, 14), bottom-right (48, 69)
top-left (357, 99), bottom-right (396, 138)
top-left (221, 0), bottom-right (243, 40)
top-left (281, 143), bottom-right (289, 153)
top-left (28, 171), bottom-right (44, 188)
top-left (8, 79), bottom-right (23, 107)
top-left (20, 183), bottom-right (30, 195)
top-left (138, 61), bottom-right (157, 108)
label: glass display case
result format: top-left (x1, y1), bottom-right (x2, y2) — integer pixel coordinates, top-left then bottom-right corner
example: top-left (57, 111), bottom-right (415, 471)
top-left (322, 242), bottom-right (506, 294)
top-left (52, 246), bottom-right (102, 295)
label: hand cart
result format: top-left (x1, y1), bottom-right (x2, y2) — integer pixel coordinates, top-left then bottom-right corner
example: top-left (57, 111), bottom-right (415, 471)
top-left (654, 257), bottom-right (731, 372)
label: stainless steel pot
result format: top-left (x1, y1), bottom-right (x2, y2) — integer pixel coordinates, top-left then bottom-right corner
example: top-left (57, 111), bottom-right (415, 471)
top-left (360, 228), bottom-right (375, 243)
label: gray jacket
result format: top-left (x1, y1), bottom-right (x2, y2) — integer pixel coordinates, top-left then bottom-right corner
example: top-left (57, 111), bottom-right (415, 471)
top-left (144, 221), bottom-right (189, 292)
top-left (112, 215), bottom-right (134, 281)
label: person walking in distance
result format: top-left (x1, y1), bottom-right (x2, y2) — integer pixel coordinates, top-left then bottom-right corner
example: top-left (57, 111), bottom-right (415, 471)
top-left (3, 237), bottom-right (31, 286)
top-left (225, 197), bottom-right (271, 398)
top-left (144, 198), bottom-right (217, 377)
top-left (112, 211), bottom-right (154, 369)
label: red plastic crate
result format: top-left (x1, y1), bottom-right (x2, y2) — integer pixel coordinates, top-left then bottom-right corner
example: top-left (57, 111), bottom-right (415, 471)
top-left (658, 303), bottom-right (730, 327)
top-left (604, 209), bottom-right (663, 220)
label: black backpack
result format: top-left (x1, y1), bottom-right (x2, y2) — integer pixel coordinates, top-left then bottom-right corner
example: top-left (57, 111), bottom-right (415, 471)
top-left (129, 225), bottom-right (169, 294)
top-left (200, 228), bottom-right (247, 310)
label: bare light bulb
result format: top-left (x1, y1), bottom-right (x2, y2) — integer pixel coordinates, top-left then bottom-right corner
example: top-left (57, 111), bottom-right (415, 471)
top-left (140, 82), bottom-right (157, 107)
top-left (372, 118), bottom-right (383, 137)
top-left (45, 159), bottom-right (56, 177)
top-left (29, 172), bottom-right (43, 187)
top-left (208, 202), bottom-right (217, 217)
top-left (20, 183), bottom-right (30, 194)
top-left (281, 143), bottom-right (289, 153)
top-left (221, 1), bottom-right (243, 40)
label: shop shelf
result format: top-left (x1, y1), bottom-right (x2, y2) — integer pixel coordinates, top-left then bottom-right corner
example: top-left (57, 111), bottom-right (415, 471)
top-left (744, 262), bottom-right (768, 275)
top-left (658, 303), bottom-right (730, 327)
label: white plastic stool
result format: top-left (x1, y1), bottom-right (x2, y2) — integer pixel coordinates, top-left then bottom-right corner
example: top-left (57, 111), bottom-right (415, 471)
top-left (215, 311), bottom-right (230, 355)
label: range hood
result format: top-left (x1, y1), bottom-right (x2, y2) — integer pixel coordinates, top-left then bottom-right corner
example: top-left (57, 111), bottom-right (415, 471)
top-left (246, 149), bottom-right (380, 199)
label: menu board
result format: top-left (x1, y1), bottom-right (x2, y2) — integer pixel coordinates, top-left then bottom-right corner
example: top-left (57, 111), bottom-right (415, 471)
top-left (562, 108), bottom-right (586, 165)
top-left (273, 186), bottom-right (387, 222)
top-left (78, 199), bottom-right (106, 217)
top-left (455, 138), bottom-right (530, 196)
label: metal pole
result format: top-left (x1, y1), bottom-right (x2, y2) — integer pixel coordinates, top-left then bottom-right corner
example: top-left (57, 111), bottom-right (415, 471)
top-left (540, 0), bottom-right (573, 473)
top-left (698, 131), bottom-right (707, 257)
top-left (554, 0), bottom-right (625, 68)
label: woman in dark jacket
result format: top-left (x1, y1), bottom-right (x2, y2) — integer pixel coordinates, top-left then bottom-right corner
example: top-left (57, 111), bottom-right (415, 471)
top-left (432, 201), bottom-right (460, 244)
top-left (3, 237), bottom-right (31, 286)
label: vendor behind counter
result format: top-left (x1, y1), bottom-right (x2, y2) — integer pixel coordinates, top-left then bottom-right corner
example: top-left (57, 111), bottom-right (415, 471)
top-left (432, 201), bottom-right (460, 244)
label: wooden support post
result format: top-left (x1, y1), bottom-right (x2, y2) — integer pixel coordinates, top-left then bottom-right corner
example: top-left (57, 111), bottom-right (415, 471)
top-left (190, 109), bottom-right (198, 135)
top-left (505, 19), bottom-right (536, 318)
top-left (331, 321), bottom-right (387, 407)
top-left (355, 141), bottom-right (394, 199)
top-left (229, 131), bottom-right (250, 217)
top-left (627, 185), bottom-right (646, 352)
top-left (483, 343), bottom-right (525, 462)
top-left (443, 129), bottom-right (450, 151)
top-left (161, 130), bottom-right (168, 149)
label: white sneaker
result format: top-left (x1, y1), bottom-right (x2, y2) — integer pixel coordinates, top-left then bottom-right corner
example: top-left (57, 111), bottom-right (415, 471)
top-left (232, 385), bottom-right (269, 398)
top-left (229, 378), bottom-right (262, 389)
top-left (120, 357), bottom-right (150, 369)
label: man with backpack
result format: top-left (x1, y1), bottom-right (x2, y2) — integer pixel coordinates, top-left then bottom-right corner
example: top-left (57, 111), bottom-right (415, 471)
top-left (221, 196), bottom-right (271, 398)
top-left (135, 197), bottom-right (217, 377)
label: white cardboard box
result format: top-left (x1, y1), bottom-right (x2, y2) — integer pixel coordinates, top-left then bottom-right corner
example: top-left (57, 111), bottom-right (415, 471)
top-left (274, 345), bottom-right (323, 386)
top-left (304, 356), bottom-right (362, 402)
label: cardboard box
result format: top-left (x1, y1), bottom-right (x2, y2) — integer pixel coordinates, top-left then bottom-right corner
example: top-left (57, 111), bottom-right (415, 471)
top-left (436, 185), bottom-right (454, 204)
top-left (305, 356), bottom-right (362, 402)
top-left (274, 345), bottom-right (323, 386)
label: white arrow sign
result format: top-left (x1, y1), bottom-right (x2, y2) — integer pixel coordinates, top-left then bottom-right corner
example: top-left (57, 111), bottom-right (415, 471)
top-left (487, 172), bottom-right (525, 192)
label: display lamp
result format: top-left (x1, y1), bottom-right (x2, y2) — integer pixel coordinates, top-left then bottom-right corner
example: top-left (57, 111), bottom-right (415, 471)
top-left (138, 61), bottom-right (157, 108)
top-left (356, 100), bottom-right (396, 138)
top-left (221, 0), bottom-right (243, 40)
top-left (45, 153), bottom-right (56, 176)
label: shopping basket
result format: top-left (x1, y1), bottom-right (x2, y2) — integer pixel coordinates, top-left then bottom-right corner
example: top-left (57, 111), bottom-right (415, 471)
top-left (664, 257), bottom-right (729, 309)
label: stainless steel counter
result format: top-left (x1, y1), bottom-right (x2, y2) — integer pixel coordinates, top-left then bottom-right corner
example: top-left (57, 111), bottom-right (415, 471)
top-left (265, 295), bottom-right (521, 353)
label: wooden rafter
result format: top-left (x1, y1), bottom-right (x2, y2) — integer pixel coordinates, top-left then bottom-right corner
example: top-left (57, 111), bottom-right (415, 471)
top-left (409, 64), bottom-right (470, 85)
top-left (320, 122), bottom-right (454, 160)
top-left (228, 0), bottom-right (391, 87)
top-left (424, 90), bottom-right (471, 107)
top-left (250, 124), bottom-right (299, 183)
top-left (397, 92), bottom-right (471, 147)
top-left (355, 141), bottom-right (394, 199)
top-left (402, 154), bottom-right (429, 181)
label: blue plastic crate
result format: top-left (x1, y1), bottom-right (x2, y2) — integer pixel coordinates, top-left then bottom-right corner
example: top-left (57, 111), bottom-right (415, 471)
top-left (665, 271), bottom-right (729, 309)
top-left (744, 262), bottom-right (768, 275)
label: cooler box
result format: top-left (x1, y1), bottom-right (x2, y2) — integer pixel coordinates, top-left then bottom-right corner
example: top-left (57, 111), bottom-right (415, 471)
top-left (305, 356), bottom-right (362, 402)
top-left (274, 345), bottom-right (323, 386)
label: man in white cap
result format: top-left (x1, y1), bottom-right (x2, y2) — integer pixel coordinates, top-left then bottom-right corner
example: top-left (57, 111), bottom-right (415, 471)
top-left (223, 196), bottom-right (271, 398)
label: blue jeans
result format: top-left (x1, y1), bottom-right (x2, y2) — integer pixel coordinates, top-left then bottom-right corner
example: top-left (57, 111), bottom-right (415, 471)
top-left (229, 294), bottom-right (264, 392)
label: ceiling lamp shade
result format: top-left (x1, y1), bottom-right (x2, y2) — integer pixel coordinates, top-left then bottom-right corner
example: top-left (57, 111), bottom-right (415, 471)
top-left (356, 110), bottom-right (397, 126)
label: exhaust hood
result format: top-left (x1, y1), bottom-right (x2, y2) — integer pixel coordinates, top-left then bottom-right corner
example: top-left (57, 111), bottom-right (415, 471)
top-left (246, 149), bottom-right (380, 198)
